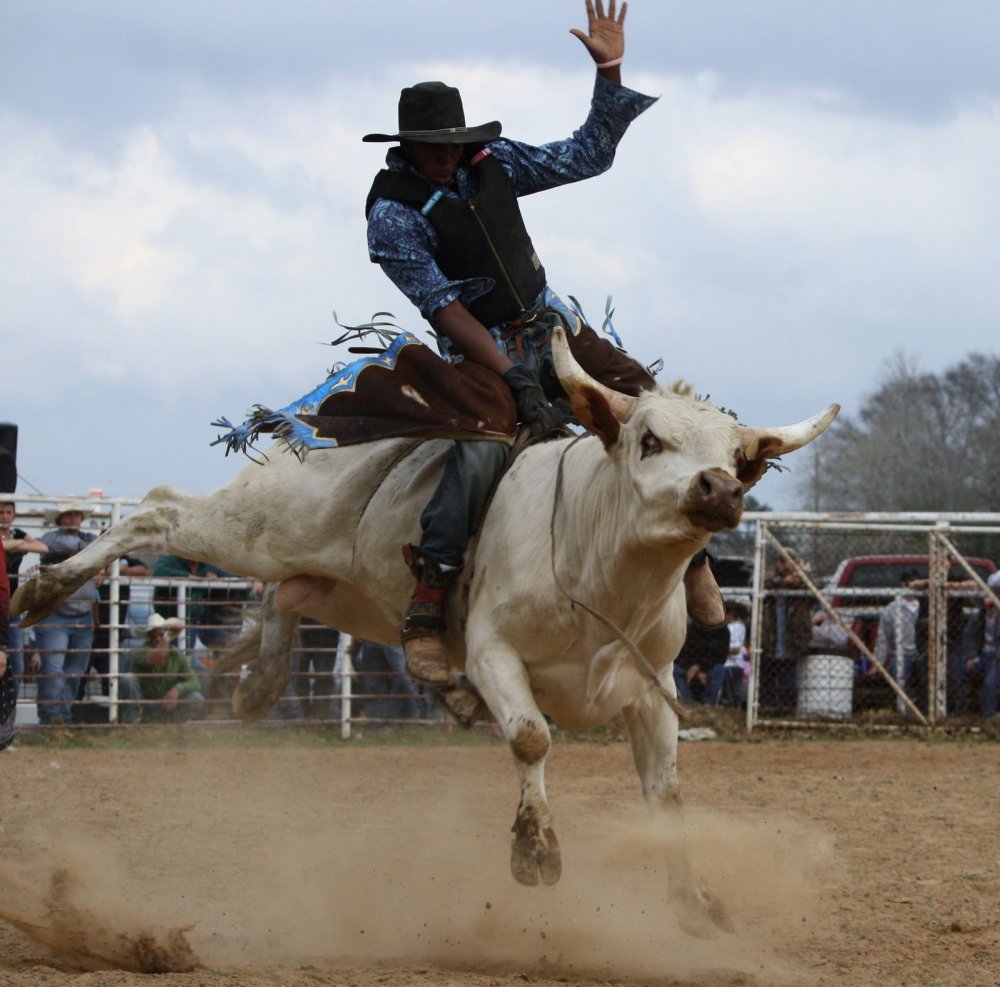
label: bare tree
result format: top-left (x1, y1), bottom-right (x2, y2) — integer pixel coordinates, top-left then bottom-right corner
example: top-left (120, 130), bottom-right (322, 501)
top-left (796, 351), bottom-right (1000, 511)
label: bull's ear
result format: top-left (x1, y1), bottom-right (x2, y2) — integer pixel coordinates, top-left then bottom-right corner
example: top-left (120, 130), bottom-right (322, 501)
top-left (568, 385), bottom-right (621, 449)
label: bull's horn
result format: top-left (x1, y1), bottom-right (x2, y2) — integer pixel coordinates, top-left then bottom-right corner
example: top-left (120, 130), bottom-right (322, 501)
top-left (740, 403), bottom-right (840, 459)
top-left (551, 326), bottom-right (638, 423)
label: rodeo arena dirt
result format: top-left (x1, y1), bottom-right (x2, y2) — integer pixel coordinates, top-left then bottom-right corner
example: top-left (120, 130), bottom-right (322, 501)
top-left (2, 499), bottom-right (1000, 987)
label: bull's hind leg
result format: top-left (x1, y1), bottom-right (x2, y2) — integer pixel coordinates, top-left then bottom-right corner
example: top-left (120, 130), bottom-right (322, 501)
top-left (12, 485), bottom-right (191, 626)
top-left (467, 645), bottom-right (561, 887)
top-left (622, 687), bottom-right (733, 937)
top-left (229, 583), bottom-right (301, 723)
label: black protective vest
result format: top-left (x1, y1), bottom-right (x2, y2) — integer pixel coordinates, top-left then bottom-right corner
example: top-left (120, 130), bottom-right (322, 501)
top-left (366, 155), bottom-right (547, 327)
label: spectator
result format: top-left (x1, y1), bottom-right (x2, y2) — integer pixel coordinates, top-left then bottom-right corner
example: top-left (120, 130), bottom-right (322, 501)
top-left (759, 551), bottom-right (814, 714)
top-left (867, 569), bottom-right (922, 698)
top-left (718, 603), bottom-right (750, 707)
top-left (118, 613), bottom-right (205, 723)
top-left (152, 554), bottom-right (245, 681)
top-left (963, 572), bottom-right (1000, 720)
top-left (353, 639), bottom-right (436, 724)
top-left (913, 558), bottom-right (978, 715)
top-left (34, 502), bottom-right (99, 725)
top-left (1, 540), bottom-right (15, 750)
top-left (673, 619), bottom-right (729, 705)
top-left (1, 500), bottom-right (48, 741)
top-left (80, 552), bottom-right (150, 701)
top-left (290, 618), bottom-right (341, 721)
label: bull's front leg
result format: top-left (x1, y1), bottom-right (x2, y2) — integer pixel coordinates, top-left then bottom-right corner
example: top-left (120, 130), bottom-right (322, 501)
top-left (622, 683), bottom-right (733, 937)
top-left (466, 642), bottom-right (561, 887)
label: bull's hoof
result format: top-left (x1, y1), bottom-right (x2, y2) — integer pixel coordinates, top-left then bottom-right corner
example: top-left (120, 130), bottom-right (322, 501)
top-left (10, 579), bottom-right (62, 627)
top-left (231, 669), bottom-right (291, 724)
top-left (673, 884), bottom-right (733, 939)
top-left (510, 825), bottom-right (561, 887)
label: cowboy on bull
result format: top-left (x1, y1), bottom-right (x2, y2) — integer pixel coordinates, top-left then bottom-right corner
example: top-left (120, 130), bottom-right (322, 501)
top-left (364, 0), bottom-right (724, 716)
top-left (363, 0), bottom-right (725, 715)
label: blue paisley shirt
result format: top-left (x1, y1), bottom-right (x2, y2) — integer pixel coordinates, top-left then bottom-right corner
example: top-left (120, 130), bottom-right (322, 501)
top-left (367, 75), bottom-right (657, 328)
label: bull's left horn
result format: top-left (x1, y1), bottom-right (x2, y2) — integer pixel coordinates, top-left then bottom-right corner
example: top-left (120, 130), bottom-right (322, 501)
top-left (551, 326), bottom-right (638, 423)
top-left (740, 403), bottom-right (840, 459)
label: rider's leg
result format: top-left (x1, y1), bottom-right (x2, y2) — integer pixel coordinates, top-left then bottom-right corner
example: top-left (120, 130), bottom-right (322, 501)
top-left (401, 438), bottom-right (508, 685)
top-left (684, 549), bottom-right (725, 628)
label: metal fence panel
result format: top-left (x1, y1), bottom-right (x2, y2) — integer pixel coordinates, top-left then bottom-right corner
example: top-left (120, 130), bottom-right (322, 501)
top-left (7, 496), bottom-right (1000, 733)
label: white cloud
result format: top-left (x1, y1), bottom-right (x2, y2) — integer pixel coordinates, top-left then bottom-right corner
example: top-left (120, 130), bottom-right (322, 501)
top-left (1, 48), bottom-right (998, 507)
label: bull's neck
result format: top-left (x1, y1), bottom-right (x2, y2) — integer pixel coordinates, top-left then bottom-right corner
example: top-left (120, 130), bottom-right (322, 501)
top-left (553, 438), bottom-right (699, 605)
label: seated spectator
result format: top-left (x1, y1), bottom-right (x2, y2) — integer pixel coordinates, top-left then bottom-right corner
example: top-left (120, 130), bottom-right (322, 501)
top-left (118, 614), bottom-right (205, 723)
top-left (673, 618), bottom-right (729, 705)
top-left (152, 554), bottom-right (245, 682)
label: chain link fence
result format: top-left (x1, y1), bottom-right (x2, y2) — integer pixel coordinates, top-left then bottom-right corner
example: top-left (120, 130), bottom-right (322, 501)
top-left (742, 513), bottom-right (1000, 729)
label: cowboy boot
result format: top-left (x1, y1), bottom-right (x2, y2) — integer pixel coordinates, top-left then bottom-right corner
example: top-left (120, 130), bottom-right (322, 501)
top-left (400, 546), bottom-right (491, 728)
top-left (685, 552), bottom-right (726, 628)
top-left (400, 545), bottom-right (460, 686)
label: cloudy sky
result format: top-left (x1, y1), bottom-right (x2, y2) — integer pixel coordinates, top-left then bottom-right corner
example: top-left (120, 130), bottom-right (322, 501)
top-left (3, 0), bottom-right (998, 511)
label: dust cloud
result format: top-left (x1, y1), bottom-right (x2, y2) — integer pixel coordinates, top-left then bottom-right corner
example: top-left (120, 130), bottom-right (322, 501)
top-left (0, 835), bottom-right (197, 973)
top-left (2, 787), bottom-right (835, 982)
top-left (220, 798), bottom-right (837, 982)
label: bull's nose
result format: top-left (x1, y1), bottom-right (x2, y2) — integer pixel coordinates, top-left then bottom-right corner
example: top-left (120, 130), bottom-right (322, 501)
top-left (696, 468), bottom-right (743, 508)
top-left (684, 468), bottom-right (745, 530)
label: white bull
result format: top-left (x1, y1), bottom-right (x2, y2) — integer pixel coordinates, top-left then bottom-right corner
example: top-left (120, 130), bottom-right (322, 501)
top-left (14, 328), bottom-right (837, 935)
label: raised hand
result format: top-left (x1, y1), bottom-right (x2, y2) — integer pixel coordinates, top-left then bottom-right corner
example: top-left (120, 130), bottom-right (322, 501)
top-left (569, 0), bottom-right (627, 66)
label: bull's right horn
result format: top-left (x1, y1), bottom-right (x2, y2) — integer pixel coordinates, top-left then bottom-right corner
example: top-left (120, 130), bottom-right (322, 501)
top-left (740, 403), bottom-right (841, 460)
top-left (551, 327), bottom-right (638, 423)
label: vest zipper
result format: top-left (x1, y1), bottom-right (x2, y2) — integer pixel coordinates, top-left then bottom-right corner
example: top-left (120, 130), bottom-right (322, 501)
top-left (468, 201), bottom-right (528, 313)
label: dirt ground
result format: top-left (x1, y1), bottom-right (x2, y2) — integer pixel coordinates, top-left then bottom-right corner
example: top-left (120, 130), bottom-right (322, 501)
top-left (1, 731), bottom-right (998, 987)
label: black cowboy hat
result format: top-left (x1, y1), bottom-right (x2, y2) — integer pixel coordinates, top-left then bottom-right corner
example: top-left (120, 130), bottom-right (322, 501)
top-left (362, 81), bottom-right (502, 144)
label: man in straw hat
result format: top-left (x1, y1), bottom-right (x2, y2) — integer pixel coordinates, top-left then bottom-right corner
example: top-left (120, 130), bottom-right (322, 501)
top-left (33, 500), bottom-right (99, 724)
top-left (118, 613), bottom-right (205, 723)
top-left (364, 1), bottom-right (724, 720)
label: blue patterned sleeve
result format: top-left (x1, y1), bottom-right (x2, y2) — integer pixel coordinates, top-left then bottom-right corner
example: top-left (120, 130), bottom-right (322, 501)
top-left (492, 75), bottom-right (658, 195)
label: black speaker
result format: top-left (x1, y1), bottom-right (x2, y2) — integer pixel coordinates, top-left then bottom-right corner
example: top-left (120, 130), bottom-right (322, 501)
top-left (0, 423), bottom-right (17, 494)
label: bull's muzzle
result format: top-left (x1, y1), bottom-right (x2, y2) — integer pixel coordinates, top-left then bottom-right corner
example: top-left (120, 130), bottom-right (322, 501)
top-left (681, 468), bottom-right (745, 531)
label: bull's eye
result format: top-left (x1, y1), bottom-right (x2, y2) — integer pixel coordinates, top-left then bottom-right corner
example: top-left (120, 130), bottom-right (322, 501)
top-left (640, 430), bottom-right (663, 459)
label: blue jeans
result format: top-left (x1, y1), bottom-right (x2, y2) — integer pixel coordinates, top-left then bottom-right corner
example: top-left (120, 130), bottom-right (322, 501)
top-left (353, 640), bottom-right (434, 723)
top-left (34, 611), bottom-right (94, 724)
top-left (972, 647), bottom-right (998, 719)
top-left (6, 615), bottom-right (24, 677)
top-left (703, 665), bottom-right (744, 707)
top-left (418, 439), bottom-right (508, 568)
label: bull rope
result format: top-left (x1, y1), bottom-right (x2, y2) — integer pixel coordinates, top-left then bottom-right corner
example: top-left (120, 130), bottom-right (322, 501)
top-left (550, 437), bottom-right (688, 722)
